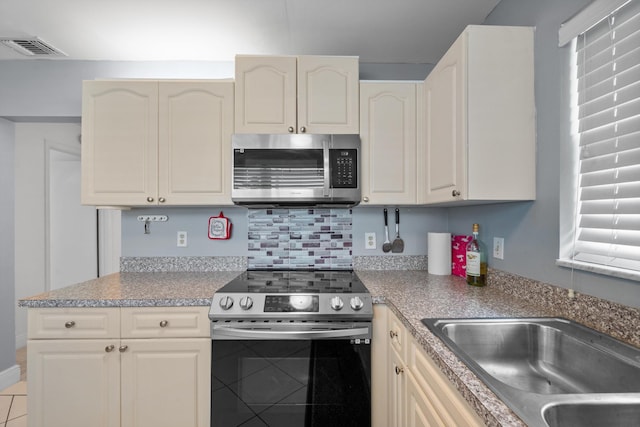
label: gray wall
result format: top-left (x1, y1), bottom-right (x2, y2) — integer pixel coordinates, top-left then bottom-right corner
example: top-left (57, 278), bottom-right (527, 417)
top-left (121, 206), bottom-right (449, 257)
top-left (445, 0), bottom-right (640, 308)
top-left (0, 60), bottom-right (432, 120)
top-left (0, 118), bottom-right (16, 374)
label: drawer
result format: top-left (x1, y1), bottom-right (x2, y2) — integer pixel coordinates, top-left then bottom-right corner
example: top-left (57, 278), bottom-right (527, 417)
top-left (121, 306), bottom-right (210, 338)
top-left (28, 307), bottom-right (120, 339)
top-left (387, 309), bottom-right (406, 360)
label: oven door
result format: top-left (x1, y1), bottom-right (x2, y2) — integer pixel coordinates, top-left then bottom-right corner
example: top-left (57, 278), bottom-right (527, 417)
top-left (211, 322), bottom-right (371, 427)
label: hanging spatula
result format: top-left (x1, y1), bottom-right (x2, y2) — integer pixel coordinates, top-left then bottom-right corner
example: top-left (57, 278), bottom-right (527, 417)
top-left (382, 208), bottom-right (392, 253)
top-left (391, 208), bottom-right (404, 253)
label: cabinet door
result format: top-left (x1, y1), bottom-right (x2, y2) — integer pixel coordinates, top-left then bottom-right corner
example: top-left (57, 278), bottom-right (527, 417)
top-left (27, 339), bottom-right (120, 427)
top-left (120, 338), bottom-right (211, 427)
top-left (405, 371), bottom-right (447, 427)
top-left (234, 55), bottom-right (297, 133)
top-left (360, 82), bottom-right (417, 204)
top-left (408, 336), bottom-right (484, 427)
top-left (371, 305), bottom-right (389, 427)
top-left (388, 346), bottom-right (406, 427)
top-left (81, 80), bottom-right (159, 206)
top-left (158, 81), bottom-right (234, 205)
top-left (423, 36), bottom-right (466, 204)
top-left (298, 56), bottom-right (359, 134)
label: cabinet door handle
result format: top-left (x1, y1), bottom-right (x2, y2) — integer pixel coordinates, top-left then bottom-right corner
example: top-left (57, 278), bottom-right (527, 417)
top-left (363, 196), bottom-right (369, 203)
top-left (146, 197), bottom-right (154, 203)
top-left (288, 126), bottom-right (295, 133)
top-left (65, 321), bottom-right (76, 328)
top-left (395, 366), bottom-right (404, 375)
top-left (105, 345), bottom-right (115, 353)
top-left (159, 320), bottom-right (169, 328)
top-left (389, 330), bottom-right (398, 339)
top-left (299, 126), bottom-right (306, 133)
top-left (158, 197), bottom-right (166, 203)
top-left (119, 345), bottom-right (128, 353)
top-left (451, 190), bottom-right (461, 197)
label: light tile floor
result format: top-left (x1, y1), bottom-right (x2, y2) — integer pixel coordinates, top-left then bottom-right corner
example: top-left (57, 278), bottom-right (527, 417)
top-left (1, 347), bottom-right (27, 427)
top-left (0, 381), bottom-right (27, 427)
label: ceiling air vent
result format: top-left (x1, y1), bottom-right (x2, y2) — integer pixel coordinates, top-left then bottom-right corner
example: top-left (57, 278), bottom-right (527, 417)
top-left (0, 37), bottom-right (67, 57)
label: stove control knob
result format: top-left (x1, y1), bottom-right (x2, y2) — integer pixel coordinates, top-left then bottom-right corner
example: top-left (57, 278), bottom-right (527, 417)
top-left (219, 296), bottom-right (234, 310)
top-left (350, 296), bottom-right (364, 311)
top-left (330, 296), bottom-right (344, 311)
top-left (239, 296), bottom-right (253, 310)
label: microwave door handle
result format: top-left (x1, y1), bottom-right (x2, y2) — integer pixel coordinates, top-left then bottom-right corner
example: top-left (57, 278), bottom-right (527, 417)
top-left (323, 139), bottom-right (330, 197)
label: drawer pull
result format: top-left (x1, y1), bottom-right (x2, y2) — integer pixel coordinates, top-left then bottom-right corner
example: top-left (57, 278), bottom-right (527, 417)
top-left (159, 320), bottom-right (169, 328)
top-left (105, 345), bottom-right (115, 353)
top-left (395, 366), bottom-right (404, 375)
top-left (119, 345), bottom-right (128, 353)
top-left (65, 321), bottom-right (76, 329)
top-left (389, 330), bottom-right (398, 339)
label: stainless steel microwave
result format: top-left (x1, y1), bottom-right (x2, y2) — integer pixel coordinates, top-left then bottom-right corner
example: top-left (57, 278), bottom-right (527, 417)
top-left (231, 134), bottom-right (361, 207)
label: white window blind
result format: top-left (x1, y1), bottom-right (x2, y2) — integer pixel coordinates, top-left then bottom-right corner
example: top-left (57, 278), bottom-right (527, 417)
top-left (572, 0), bottom-right (640, 273)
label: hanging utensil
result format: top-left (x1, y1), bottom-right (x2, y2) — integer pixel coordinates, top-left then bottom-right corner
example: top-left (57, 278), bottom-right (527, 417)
top-left (391, 208), bottom-right (405, 253)
top-left (382, 208), bottom-right (392, 253)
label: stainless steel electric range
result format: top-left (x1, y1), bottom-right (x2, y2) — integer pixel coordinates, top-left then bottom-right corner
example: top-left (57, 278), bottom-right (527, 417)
top-left (209, 269), bottom-right (373, 427)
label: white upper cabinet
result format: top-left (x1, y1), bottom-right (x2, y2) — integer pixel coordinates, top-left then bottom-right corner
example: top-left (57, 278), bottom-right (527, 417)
top-left (158, 81), bottom-right (233, 206)
top-left (81, 80), bottom-right (159, 206)
top-left (360, 82), bottom-right (419, 205)
top-left (235, 55), bottom-right (359, 134)
top-left (420, 25), bottom-right (536, 205)
top-left (81, 79), bottom-right (234, 206)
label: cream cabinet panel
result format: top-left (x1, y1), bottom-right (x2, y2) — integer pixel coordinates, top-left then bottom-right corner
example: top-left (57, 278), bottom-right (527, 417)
top-left (28, 307), bottom-right (120, 339)
top-left (120, 338), bottom-right (211, 427)
top-left (360, 82), bottom-right (417, 205)
top-left (234, 55), bottom-right (297, 133)
top-left (297, 55), bottom-right (359, 134)
top-left (235, 55), bottom-right (359, 134)
top-left (421, 25), bottom-right (536, 205)
top-left (121, 306), bottom-right (210, 338)
top-left (375, 305), bottom-right (483, 427)
top-left (423, 45), bottom-right (464, 204)
top-left (27, 306), bottom-right (212, 427)
top-left (81, 81), bottom-right (158, 206)
top-left (408, 335), bottom-right (484, 427)
top-left (27, 339), bottom-right (120, 427)
top-left (82, 79), bottom-right (234, 207)
top-left (158, 81), bottom-right (233, 205)
top-left (386, 308), bottom-right (407, 427)
top-left (405, 372), bottom-right (447, 427)
top-left (371, 305), bottom-right (389, 427)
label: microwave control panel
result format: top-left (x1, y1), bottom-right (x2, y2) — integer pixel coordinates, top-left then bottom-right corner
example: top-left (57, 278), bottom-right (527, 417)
top-left (329, 149), bottom-right (358, 188)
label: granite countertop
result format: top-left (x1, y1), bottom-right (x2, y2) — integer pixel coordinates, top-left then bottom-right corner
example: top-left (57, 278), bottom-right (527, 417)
top-left (14, 269), bottom-right (574, 426)
top-left (18, 271), bottom-right (243, 308)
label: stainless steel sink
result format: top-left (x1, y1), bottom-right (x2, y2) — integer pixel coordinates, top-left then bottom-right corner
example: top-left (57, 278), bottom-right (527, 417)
top-left (543, 397), bottom-right (640, 427)
top-left (422, 318), bottom-right (640, 426)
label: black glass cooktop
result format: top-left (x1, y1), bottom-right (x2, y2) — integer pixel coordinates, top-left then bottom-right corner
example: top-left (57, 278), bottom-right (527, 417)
top-left (220, 270), bottom-right (367, 294)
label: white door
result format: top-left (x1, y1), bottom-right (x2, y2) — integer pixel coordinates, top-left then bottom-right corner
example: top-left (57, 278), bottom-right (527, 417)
top-left (47, 145), bottom-right (98, 290)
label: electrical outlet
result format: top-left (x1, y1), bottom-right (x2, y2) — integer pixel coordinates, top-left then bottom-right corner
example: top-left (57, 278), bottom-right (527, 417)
top-left (493, 237), bottom-right (504, 259)
top-left (177, 231), bottom-right (188, 247)
top-left (365, 232), bottom-right (376, 250)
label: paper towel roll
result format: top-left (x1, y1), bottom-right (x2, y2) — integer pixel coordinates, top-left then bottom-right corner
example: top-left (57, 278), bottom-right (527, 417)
top-left (428, 232), bottom-right (452, 275)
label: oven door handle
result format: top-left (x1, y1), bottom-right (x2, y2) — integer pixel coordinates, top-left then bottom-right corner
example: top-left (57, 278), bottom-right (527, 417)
top-left (212, 326), bottom-right (370, 340)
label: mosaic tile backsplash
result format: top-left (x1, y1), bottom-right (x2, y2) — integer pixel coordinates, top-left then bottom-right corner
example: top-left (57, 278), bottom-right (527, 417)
top-left (247, 208), bottom-right (353, 270)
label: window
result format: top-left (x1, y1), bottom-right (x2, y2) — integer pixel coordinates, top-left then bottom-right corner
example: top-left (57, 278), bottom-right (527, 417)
top-left (560, 0), bottom-right (640, 280)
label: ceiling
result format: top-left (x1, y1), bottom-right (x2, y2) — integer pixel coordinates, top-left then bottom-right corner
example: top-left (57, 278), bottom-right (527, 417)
top-left (0, 0), bottom-right (501, 63)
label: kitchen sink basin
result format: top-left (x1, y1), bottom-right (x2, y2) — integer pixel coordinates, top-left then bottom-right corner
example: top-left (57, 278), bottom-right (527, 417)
top-left (422, 318), bottom-right (640, 426)
top-left (543, 398), bottom-right (640, 427)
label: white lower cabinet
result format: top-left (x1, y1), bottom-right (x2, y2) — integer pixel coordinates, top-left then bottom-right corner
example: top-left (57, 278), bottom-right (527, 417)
top-left (27, 307), bottom-right (211, 427)
top-left (373, 305), bottom-right (483, 427)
